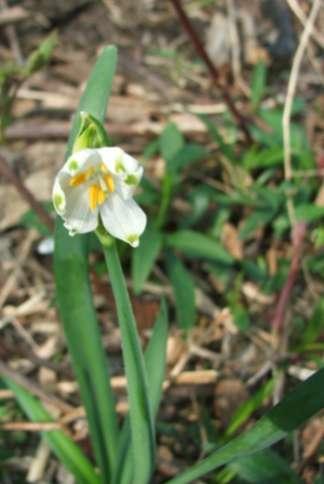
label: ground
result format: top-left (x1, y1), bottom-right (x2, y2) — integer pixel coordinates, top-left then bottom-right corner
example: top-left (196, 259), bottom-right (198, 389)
top-left (0, 1), bottom-right (323, 483)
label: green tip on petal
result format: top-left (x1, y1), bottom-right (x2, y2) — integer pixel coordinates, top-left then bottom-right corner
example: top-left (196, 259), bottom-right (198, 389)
top-left (126, 234), bottom-right (139, 247)
top-left (68, 159), bottom-right (79, 172)
top-left (116, 159), bottom-right (126, 173)
top-left (53, 193), bottom-right (64, 212)
top-left (124, 174), bottom-right (138, 185)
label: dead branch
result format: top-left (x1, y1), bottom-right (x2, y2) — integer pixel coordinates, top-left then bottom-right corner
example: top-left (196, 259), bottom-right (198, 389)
top-left (168, 0), bottom-right (252, 144)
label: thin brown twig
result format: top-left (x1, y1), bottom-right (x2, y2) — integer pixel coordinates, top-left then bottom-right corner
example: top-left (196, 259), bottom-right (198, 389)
top-left (286, 0), bottom-right (324, 49)
top-left (282, 0), bottom-right (322, 226)
top-left (168, 0), bottom-right (252, 144)
top-left (271, 222), bottom-right (306, 332)
top-left (0, 153), bottom-right (54, 232)
top-left (272, 0), bottom-right (322, 332)
top-left (0, 0), bottom-right (23, 64)
top-left (0, 361), bottom-right (73, 414)
top-left (1, 421), bottom-right (63, 432)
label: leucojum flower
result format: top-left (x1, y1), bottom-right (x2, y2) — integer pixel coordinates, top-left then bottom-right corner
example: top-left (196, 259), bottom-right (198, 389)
top-left (52, 147), bottom-right (146, 247)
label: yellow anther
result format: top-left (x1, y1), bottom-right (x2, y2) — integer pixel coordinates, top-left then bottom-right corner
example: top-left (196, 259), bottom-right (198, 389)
top-left (69, 167), bottom-right (94, 187)
top-left (103, 174), bottom-right (115, 193)
top-left (100, 162), bottom-right (108, 173)
top-left (97, 186), bottom-right (106, 205)
top-left (69, 171), bottom-right (87, 187)
top-left (88, 184), bottom-right (106, 210)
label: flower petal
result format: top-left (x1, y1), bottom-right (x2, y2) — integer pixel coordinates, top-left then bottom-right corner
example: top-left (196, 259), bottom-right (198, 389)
top-left (100, 192), bottom-right (147, 247)
top-left (62, 183), bottom-right (98, 235)
top-left (98, 147), bottom-right (143, 199)
top-left (52, 175), bottom-right (66, 215)
top-left (61, 148), bottom-right (101, 176)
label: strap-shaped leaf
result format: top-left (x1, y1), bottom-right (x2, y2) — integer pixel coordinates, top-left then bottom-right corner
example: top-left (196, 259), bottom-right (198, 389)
top-left (166, 251), bottom-right (196, 330)
top-left (5, 378), bottom-right (100, 484)
top-left (114, 300), bottom-right (169, 484)
top-left (132, 222), bottom-right (163, 294)
top-left (103, 242), bottom-right (156, 484)
top-left (54, 46), bottom-right (119, 482)
top-left (167, 368), bottom-right (324, 483)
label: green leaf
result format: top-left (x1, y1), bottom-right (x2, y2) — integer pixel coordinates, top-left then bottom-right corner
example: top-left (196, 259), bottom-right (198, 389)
top-left (166, 230), bottom-right (234, 265)
top-left (295, 204), bottom-right (324, 222)
top-left (4, 378), bottom-right (100, 484)
top-left (225, 378), bottom-right (275, 437)
top-left (251, 62), bottom-right (267, 110)
top-left (159, 122), bottom-right (184, 167)
top-left (20, 204), bottom-right (52, 236)
top-left (55, 228), bottom-right (119, 482)
top-left (239, 208), bottom-right (276, 239)
top-left (54, 46), bottom-right (119, 483)
top-left (198, 114), bottom-right (236, 162)
top-left (298, 299), bottom-right (324, 349)
top-left (103, 243), bottom-right (155, 484)
top-left (228, 448), bottom-right (302, 484)
top-left (132, 222), bottom-right (163, 294)
top-left (243, 146), bottom-right (283, 169)
top-left (166, 368), bottom-right (324, 483)
top-left (66, 45), bottom-right (117, 158)
top-left (25, 32), bottom-right (58, 75)
top-left (171, 143), bottom-right (209, 173)
top-left (115, 300), bottom-right (169, 484)
top-left (166, 251), bottom-right (196, 330)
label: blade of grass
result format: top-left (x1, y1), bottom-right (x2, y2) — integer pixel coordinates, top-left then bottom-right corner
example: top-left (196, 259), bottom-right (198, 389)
top-left (54, 46), bottom-right (119, 482)
top-left (114, 300), bottom-right (169, 484)
top-left (166, 230), bottom-right (234, 265)
top-left (167, 368), bottom-right (324, 483)
top-left (166, 251), bottom-right (196, 330)
top-left (4, 378), bottom-right (100, 484)
top-left (132, 222), bottom-right (163, 294)
top-left (102, 241), bottom-right (155, 484)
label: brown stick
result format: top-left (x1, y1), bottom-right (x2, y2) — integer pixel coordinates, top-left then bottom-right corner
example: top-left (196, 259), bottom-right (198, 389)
top-left (1, 421), bottom-right (63, 432)
top-left (271, 222), bottom-right (306, 331)
top-left (168, 0), bottom-right (252, 144)
top-left (0, 153), bottom-right (54, 232)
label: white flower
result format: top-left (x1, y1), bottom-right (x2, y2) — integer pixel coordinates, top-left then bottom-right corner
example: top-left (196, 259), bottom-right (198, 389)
top-left (52, 147), bottom-right (147, 247)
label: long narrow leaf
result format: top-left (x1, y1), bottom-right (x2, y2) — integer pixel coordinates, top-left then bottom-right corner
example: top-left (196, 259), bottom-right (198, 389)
top-left (54, 46), bottom-right (119, 482)
top-left (166, 251), bottom-right (196, 330)
top-left (103, 242), bottom-right (155, 484)
top-left (228, 448), bottom-right (302, 484)
top-left (5, 378), bottom-right (100, 484)
top-left (132, 222), bottom-right (163, 294)
top-left (66, 46), bottom-right (117, 156)
top-left (167, 368), bottom-right (324, 483)
top-left (114, 300), bottom-right (169, 484)
top-left (166, 230), bottom-right (234, 265)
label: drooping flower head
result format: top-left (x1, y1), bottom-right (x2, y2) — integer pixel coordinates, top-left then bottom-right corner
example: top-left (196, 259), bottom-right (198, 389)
top-left (52, 146), bottom-right (146, 247)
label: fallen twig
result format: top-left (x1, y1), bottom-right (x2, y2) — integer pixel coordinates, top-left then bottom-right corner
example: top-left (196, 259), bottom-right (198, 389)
top-left (271, 221), bottom-right (306, 332)
top-left (168, 0), bottom-right (252, 144)
top-left (286, 0), bottom-right (324, 49)
top-left (0, 153), bottom-right (54, 232)
top-left (282, 0), bottom-right (322, 225)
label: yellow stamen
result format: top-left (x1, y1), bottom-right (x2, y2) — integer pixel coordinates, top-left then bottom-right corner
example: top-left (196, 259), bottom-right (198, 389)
top-left (89, 185), bottom-right (98, 210)
top-left (97, 186), bottom-right (106, 205)
top-left (103, 174), bottom-right (115, 193)
top-left (69, 167), bottom-right (94, 187)
top-left (100, 162), bottom-right (108, 173)
top-left (69, 171), bottom-right (87, 187)
top-left (88, 185), bottom-right (106, 210)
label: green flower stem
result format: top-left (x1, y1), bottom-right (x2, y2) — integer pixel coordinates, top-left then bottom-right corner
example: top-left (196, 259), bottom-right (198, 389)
top-left (102, 241), bottom-right (155, 484)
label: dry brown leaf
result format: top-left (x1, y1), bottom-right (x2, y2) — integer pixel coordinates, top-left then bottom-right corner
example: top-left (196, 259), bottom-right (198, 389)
top-left (221, 223), bottom-right (243, 260)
